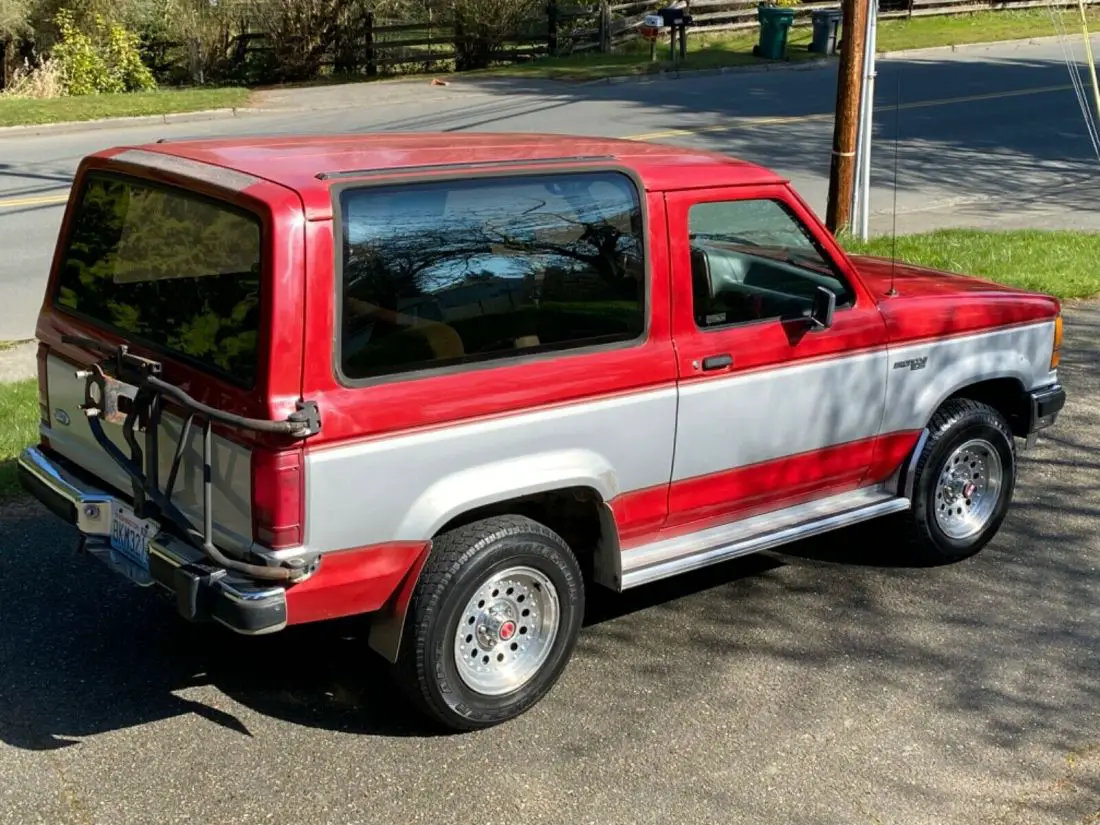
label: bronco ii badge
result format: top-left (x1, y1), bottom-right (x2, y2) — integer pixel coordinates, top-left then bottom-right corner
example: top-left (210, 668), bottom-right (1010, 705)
top-left (893, 356), bottom-right (928, 371)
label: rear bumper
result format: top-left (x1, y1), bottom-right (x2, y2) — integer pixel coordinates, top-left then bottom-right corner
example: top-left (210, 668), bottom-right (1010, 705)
top-left (1026, 383), bottom-right (1066, 434)
top-left (17, 444), bottom-right (287, 635)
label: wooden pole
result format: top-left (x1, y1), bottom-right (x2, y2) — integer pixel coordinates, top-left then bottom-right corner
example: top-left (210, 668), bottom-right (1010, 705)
top-left (825, 0), bottom-right (869, 235)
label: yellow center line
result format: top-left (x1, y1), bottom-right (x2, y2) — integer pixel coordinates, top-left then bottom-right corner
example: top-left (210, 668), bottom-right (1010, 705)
top-left (0, 192), bottom-right (71, 209)
top-left (625, 83), bottom-right (1075, 141)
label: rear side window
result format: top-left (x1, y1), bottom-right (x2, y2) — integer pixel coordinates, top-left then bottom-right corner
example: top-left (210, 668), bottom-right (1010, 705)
top-left (337, 171), bottom-right (646, 381)
top-left (55, 173), bottom-right (264, 386)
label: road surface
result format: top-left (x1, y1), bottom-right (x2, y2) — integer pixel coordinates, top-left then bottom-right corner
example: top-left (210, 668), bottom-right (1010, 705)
top-left (1, 38), bottom-right (1099, 340)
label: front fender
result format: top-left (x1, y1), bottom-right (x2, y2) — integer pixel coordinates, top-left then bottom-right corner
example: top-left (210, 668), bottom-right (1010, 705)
top-left (881, 321), bottom-right (1055, 435)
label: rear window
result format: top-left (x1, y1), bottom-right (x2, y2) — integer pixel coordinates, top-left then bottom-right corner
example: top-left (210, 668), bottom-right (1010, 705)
top-left (54, 173), bottom-right (264, 386)
top-left (337, 170), bottom-right (646, 381)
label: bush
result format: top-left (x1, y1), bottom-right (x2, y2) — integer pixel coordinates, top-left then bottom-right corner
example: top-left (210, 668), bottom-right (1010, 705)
top-left (1, 54), bottom-right (63, 97)
top-left (52, 8), bottom-right (155, 94)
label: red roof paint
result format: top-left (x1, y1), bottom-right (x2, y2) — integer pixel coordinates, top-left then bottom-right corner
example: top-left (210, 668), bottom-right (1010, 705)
top-left (94, 132), bottom-right (786, 220)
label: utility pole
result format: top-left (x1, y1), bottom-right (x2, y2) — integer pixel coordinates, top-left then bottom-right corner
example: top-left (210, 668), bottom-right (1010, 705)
top-left (825, 0), bottom-right (869, 235)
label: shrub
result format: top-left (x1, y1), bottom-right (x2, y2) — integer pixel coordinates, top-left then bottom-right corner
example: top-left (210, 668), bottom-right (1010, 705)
top-left (51, 8), bottom-right (155, 95)
top-left (1, 54), bottom-right (63, 97)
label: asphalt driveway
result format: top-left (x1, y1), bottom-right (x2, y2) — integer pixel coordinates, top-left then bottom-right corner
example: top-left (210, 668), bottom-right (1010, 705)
top-left (0, 301), bottom-right (1097, 825)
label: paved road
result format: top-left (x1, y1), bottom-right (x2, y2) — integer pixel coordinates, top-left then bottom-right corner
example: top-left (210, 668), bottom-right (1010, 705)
top-left (1, 302), bottom-right (1097, 825)
top-left (2, 38), bottom-right (1100, 340)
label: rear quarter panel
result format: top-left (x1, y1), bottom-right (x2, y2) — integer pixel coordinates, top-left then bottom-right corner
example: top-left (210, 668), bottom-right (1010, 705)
top-left (299, 189), bottom-right (679, 555)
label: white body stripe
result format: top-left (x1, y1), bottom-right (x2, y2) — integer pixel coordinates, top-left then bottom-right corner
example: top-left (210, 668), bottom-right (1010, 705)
top-left (672, 349), bottom-right (888, 482)
top-left (305, 388), bottom-right (678, 551)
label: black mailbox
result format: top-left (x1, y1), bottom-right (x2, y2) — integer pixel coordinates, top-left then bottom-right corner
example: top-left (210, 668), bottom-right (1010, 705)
top-left (658, 6), bottom-right (693, 26)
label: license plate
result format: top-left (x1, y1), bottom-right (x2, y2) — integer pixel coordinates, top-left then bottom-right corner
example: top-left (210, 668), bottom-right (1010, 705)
top-left (110, 504), bottom-right (158, 572)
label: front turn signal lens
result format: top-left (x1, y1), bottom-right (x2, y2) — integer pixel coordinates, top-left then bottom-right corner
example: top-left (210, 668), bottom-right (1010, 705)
top-left (1051, 314), bottom-right (1063, 369)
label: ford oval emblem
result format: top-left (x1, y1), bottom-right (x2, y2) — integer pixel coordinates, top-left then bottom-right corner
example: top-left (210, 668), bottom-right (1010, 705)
top-left (54, 408), bottom-right (71, 426)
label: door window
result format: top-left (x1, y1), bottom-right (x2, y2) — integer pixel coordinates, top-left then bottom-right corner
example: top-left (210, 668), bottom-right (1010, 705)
top-left (688, 199), bottom-right (853, 329)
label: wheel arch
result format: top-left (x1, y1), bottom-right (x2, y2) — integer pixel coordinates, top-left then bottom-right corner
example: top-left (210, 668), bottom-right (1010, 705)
top-left (896, 376), bottom-right (1025, 501)
top-left (368, 454), bottom-right (625, 663)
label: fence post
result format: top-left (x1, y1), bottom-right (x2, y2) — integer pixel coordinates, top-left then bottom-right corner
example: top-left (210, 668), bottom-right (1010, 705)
top-left (365, 10), bottom-right (377, 76)
top-left (0, 39), bottom-right (6, 92)
top-left (600, 0), bottom-right (611, 52)
top-left (548, 0), bottom-right (559, 57)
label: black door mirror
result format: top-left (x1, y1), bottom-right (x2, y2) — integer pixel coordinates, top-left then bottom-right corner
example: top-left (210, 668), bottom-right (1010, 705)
top-left (808, 285), bottom-right (836, 331)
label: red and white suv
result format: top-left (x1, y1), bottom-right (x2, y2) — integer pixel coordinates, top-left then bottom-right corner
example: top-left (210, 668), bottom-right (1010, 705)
top-left (18, 133), bottom-right (1066, 730)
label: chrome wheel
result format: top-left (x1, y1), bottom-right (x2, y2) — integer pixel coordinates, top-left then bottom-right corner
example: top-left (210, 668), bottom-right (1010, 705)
top-left (934, 438), bottom-right (1003, 540)
top-left (453, 565), bottom-right (561, 697)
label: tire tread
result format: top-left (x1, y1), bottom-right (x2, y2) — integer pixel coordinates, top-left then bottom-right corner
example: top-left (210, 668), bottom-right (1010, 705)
top-left (902, 398), bottom-right (1016, 563)
top-left (396, 515), bottom-right (578, 731)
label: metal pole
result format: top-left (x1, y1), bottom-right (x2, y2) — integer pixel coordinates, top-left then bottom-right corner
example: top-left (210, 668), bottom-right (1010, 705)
top-left (858, 0), bottom-right (877, 241)
top-left (851, 23), bottom-right (868, 230)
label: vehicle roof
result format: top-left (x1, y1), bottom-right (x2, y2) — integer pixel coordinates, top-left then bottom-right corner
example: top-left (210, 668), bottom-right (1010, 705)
top-left (98, 132), bottom-right (787, 220)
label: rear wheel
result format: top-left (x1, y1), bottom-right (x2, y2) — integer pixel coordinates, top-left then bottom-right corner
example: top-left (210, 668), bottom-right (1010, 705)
top-left (395, 515), bottom-right (584, 731)
top-left (902, 399), bottom-right (1017, 564)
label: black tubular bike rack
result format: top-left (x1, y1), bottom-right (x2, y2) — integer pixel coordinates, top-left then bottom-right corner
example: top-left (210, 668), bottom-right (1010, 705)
top-left (65, 335), bottom-right (320, 583)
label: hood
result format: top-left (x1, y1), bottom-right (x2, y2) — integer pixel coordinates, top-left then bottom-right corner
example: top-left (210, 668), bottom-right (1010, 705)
top-left (848, 254), bottom-right (1044, 300)
top-left (847, 255), bottom-right (1061, 341)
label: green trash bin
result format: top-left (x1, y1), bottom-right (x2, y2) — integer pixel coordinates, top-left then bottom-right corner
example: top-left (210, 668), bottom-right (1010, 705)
top-left (754, 4), bottom-right (796, 60)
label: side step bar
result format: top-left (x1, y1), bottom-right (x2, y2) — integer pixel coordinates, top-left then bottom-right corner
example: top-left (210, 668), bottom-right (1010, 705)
top-left (620, 487), bottom-right (910, 590)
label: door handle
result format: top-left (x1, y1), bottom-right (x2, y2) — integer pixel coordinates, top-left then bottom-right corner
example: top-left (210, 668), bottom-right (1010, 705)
top-left (701, 353), bottom-right (733, 371)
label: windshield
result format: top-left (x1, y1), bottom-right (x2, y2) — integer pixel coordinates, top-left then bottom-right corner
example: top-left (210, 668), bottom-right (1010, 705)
top-left (54, 173), bottom-right (264, 387)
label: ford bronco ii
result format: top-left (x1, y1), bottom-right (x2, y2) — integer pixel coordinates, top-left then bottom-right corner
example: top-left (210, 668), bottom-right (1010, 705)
top-left (18, 134), bottom-right (1066, 730)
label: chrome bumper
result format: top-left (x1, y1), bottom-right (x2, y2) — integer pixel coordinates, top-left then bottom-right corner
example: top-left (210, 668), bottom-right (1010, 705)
top-left (18, 445), bottom-right (288, 635)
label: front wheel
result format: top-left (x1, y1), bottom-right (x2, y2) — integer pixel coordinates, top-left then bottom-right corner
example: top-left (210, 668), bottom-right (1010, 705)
top-left (395, 515), bottom-right (584, 731)
top-left (902, 399), bottom-right (1018, 564)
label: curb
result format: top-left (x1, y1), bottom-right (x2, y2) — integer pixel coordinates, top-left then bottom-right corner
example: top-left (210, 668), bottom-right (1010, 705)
top-left (0, 106), bottom-right (269, 139)
top-left (578, 57), bottom-right (833, 86)
top-left (878, 34), bottom-right (1079, 59)
top-left (0, 341), bottom-right (36, 384)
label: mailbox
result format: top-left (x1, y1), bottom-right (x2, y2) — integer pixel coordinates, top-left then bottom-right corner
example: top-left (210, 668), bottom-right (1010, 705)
top-left (658, 6), bottom-right (687, 25)
top-left (640, 12), bottom-right (663, 40)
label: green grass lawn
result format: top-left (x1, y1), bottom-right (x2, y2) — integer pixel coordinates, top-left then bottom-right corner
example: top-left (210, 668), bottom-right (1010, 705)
top-left (843, 229), bottom-right (1100, 301)
top-left (484, 28), bottom-right (820, 81)
top-left (0, 87), bottom-right (251, 128)
top-left (491, 8), bottom-right (1097, 82)
top-left (0, 380), bottom-right (38, 501)
top-left (874, 8), bottom-right (1100, 53)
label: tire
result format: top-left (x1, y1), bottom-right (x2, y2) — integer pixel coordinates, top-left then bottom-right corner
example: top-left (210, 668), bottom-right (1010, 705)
top-left (395, 515), bottom-right (585, 732)
top-left (901, 398), bottom-right (1018, 565)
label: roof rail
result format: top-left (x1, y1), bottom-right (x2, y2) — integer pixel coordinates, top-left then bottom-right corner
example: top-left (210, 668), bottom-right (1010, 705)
top-left (315, 155), bottom-right (617, 180)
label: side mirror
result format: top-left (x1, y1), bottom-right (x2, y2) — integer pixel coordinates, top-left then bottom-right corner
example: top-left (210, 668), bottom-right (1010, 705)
top-left (808, 285), bottom-right (836, 331)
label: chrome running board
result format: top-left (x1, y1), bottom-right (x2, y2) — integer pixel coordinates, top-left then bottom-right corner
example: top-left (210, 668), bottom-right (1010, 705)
top-left (619, 487), bottom-right (910, 590)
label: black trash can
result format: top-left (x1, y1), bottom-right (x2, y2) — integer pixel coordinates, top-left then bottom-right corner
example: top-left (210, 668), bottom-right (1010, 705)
top-left (809, 7), bottom-right (842, 55)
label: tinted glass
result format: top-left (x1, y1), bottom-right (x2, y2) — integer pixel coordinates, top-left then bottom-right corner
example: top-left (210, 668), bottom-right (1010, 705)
top-left (338, 172), bottom-right (646, 380)
top-left (689, 199), bottom-right (853, 328)
top-left (55, 173), bottom-right (263, 385)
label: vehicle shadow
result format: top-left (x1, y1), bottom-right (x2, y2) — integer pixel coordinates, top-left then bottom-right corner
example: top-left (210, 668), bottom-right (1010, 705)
top-left (0, 495), bottom-right (919, 748)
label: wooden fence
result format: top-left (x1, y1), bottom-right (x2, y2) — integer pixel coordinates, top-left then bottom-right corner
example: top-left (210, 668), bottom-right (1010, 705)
top-left (572, 0), bottom-right (1099, 50)
top-left (1, 0), bottom-right (1089, 90)
top-left (300, 0), bottom-right (1099, 71)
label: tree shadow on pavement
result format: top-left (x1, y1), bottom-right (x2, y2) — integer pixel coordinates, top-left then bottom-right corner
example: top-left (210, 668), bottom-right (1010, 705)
top-left (361, 53), bottom-right (1100, 225)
